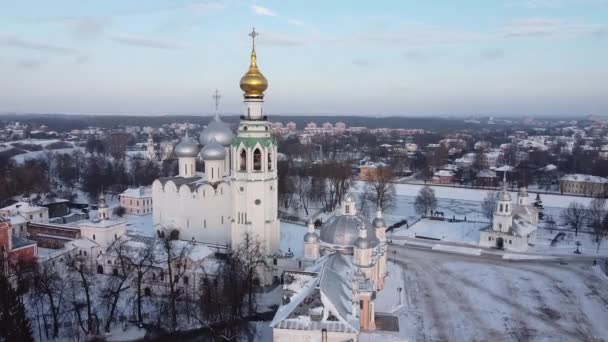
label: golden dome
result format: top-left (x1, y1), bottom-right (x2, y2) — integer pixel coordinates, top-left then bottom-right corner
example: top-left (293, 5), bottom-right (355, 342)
top-left (240, 28), bottom-right (268, 98)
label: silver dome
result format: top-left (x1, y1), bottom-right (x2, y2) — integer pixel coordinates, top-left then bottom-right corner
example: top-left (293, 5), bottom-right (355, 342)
top-left (200, 137), bottom-right (226, 161)
top-left (498, 190), bottom-right (512, 201)
top-left (354, 236), bottom-right (370, 249)
top-left (320, 215), bottom-right (378, 249)
top-left (199, 114), bottom-right (234, 147)
top-left (174, 133), bottom-right (200, 158)
top-left (304, 232), bottom-right (319, 243)
top-left (372, 217), bottom-right (386, 228)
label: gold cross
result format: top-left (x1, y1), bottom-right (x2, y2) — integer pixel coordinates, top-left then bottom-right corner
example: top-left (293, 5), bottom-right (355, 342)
top-left (249, 27), bottom-right (259, 49)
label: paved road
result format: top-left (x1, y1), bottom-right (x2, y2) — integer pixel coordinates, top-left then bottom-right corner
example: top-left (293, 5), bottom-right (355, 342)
top-left (388, 245), bottom-right (608, 342)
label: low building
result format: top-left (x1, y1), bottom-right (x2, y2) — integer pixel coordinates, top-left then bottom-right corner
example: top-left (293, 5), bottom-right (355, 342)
top-left (432, 170), bottom-right (455, 184)
top-left (0, 218), bottom-right (38, 274)
top-left (560, 174), bottom-right (608, 196)
top-left (119, 187), bottom-right (153, 215)
top-left (360, 162), bottom-right (389, 181)
top-left (0, 201), bottom-right (49, 238)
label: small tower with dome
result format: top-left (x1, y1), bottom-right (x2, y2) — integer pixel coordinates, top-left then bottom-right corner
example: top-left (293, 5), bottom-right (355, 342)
top-left (303, 219), bottom-right (320, 260)
top-left (200, 137), bottom-right (226, 183)
top-left (97, 193), bottom-right (109, 220)
top-left (174, 132), bottom-right (200, 178)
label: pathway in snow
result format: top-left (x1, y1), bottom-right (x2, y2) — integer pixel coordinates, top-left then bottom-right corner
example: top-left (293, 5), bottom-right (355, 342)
top-left (384, 245), bottom-right (608, 341)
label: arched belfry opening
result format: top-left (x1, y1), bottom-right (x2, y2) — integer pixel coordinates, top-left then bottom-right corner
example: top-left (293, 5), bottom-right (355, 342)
top-left (253, 148), bottom-right (262, 171)
top-left (240, 149), bottom-right (247, 171)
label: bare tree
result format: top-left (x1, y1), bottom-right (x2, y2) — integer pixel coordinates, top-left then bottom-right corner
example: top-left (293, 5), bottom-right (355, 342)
top-left (363, 166), bottom-right (396, 213)
top-left (64, 253), bottom-right (97, 335)
top-left (160, 235), bottom-right (192, 331)
top-left (100, 241), bottom-right (134, 333)
top-left (595, 213), bottom-right (608, 253)
top-left (234, 232), bottom-right (265, 315)
top-left (31, 262), bottom-right (65, 339)
top-left (125, 240), bottom-right (157, 323)
top-left (481, 191), bottom-right (498, 223)
top-left (414, 186), bottom-right (437, 217)
top-left (561, 202), bottom-right (587, 237)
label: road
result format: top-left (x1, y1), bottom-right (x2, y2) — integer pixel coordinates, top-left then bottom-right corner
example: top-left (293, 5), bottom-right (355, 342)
top-left (387, 244), bottom-right (608, 342)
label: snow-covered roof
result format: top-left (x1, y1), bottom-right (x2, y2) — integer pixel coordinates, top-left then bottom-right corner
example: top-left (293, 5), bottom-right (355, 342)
top-left (477, 170), bottom-right (497, 178)
top-left (561, 174), bottom-right (608, 184)
top-left (494, 165), bottom-right (514, 172)
top-left (120, 187), bottom-right (152, 199)
top-left (513, 218), bottom-right (537, 237)
top-left (434, 170), bottom-right (454, 177)
top-left (0, 201), bottom-right (47, 213)
top-left (270, 253), bottom-right (359, 334)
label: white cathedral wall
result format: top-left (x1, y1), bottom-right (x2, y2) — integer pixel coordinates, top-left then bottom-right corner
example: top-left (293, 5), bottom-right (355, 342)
top-left (152, 180), bottom-right (232, 245)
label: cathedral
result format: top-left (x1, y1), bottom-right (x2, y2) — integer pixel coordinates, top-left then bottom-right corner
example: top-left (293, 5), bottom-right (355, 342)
top-left (152, 29), bottom-right (280, 254)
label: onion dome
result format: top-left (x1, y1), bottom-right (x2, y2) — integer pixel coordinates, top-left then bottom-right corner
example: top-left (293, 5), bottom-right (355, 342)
top-left (498, 190), bottom-right (512, 201)
top-left (199, 113), bottom-right (234, 146)
top-left (200, 137), bottom-right (226, 161)
top-left (98, 193), bottom-right (108, 208)
top-left (174, 132), bottom-right (200, 158)
top-left (372, 217), bottom-right (386, 228)
top-left (240, 28), bottom-right (268, 98)
top-left (344, 193), bottom-right (356, 203)
top-left (354, 235), bottom-right (370, 249)
top-left (519, 187), bottom-right (528, 197)
top-left (304, 232), bottom-right (319, 243)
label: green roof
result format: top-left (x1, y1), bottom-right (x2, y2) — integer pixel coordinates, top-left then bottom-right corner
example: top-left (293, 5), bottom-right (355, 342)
top-left (232, 136), bottom-right (276, 148)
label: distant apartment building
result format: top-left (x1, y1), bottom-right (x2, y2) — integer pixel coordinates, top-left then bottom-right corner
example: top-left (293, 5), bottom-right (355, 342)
top-left (360, 162), bottom-right (389, 181)
top-left (432, 170), bottom-right (455, 184)
top-left (119, 187), bottom-right (153, 215)
top-left (560, 174), bottom-right (608, 196)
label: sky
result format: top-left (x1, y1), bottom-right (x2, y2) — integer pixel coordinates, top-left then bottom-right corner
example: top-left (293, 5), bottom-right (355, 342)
top-left (1, 0), bottom-right (607, 117)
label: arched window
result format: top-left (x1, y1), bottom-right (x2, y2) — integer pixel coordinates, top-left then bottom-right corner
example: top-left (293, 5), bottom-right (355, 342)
top-left (267, 151), bottom-right (272, 170)
top-left (499, 204), bottom-right (503, 212)
top-left (505, 204), bottom-right (509, 212)
top-left (240, 149), bottom-right (247, 171)
top-left (253, 148), bottom-right (262, 171)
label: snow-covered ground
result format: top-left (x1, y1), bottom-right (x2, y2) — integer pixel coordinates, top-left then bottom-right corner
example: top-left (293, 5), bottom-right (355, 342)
top-left (392, 218), bottom-right (482, 245)
top-left (386, 246), bottom-right (608, 341)
top-left (280, 221), bottom-right (319, 257)
top-left (124, 214), bottom-right (154, 236)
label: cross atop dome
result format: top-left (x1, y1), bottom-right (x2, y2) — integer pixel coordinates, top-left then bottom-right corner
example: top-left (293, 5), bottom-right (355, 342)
top-left (212, 89), bottom-right (221, 112)
top-left (249, 27), bottom-right (259, 50)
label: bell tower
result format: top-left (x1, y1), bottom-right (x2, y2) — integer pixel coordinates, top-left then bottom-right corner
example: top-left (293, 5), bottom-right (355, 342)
top-left (231, 28), bottom-right (280, 255)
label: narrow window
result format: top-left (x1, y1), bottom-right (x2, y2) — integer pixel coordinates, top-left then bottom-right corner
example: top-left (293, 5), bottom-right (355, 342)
top-left (253, 149), bottom-right (262, 171)
top-left (268, 151), bottom-right (272, 170)
top-left (505, 204), bottom-right (509, 212)
top-left (240, 149), bottom-right (247, 171)
top-left (499, 204), bottom-right (503, 212)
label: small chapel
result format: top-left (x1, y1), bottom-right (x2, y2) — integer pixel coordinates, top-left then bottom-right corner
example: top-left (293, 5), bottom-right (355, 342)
top-left (479, 179), bottom-right (538, 252)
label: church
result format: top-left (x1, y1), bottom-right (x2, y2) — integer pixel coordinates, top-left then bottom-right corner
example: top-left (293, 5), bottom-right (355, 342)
top-left (151, 29), bottom-right (280, 255)
top-left (270, 194), bottom-right (389, 341)
top-left (479, 180), bottom-right (538, 252)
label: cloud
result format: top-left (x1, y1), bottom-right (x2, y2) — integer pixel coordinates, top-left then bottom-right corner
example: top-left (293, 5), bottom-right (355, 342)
top-left (352, 59), bottom-right (370, 67)
top-left (501, 17), bottom-right (606, 38)
top-left (69, 17), bottom-right (108, 39)
top-left (480, 48), bottom-right (505, 60)
top-left (252, 5), bottom-right (277, 17)
top-left (109, 33), bottom-right (187, 49)
top-left (187, 1), bottom-right (225, 11)
top-left (16, 59), bottom-right (42, 69)
top-left (403, 50), bottom-right (433, 63)
top-left (288, 19), bottom-right (304, 26)
top-left (74, 55), bottom-right (89, 64)
top-left (0, 33), bottom-right (76, 54)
